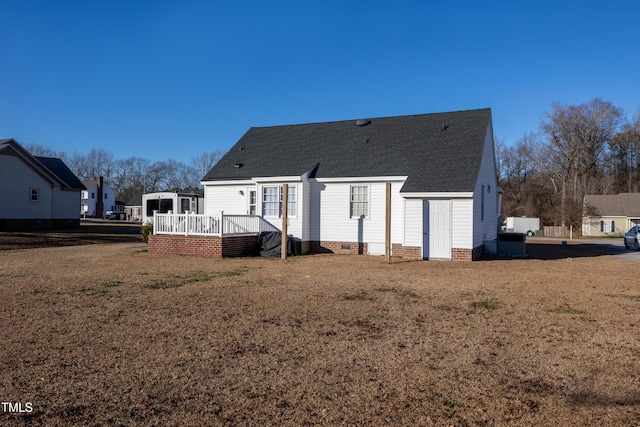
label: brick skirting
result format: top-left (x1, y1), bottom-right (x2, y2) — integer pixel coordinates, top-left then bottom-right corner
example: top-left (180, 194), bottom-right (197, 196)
top-left (402, 246), bottom-right (422, 260)
top-left (148, 234), bottom-right (259, 257)
top-left (451, 246), bottom-right (484, 261)
top-left (307, 241), bottom-right (368, 255)
top-left (148, 235), bottom-right (483, 261)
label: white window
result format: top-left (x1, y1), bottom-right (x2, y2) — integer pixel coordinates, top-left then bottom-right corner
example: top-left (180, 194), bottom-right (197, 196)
top-left (285, 185), bottom-right (297, 216)
top-left (263, 186), bottom-right (280, 217)
top-left (262, 185), bottom-right (297, 217)
top-left (30, 187), bottom-right (39, 202)
top-left (350, 185), bottom-right (368, 218)
top-left (601, 220), bottom-right (615, 233)
top-left (248, 190), bottom-right (257, 215)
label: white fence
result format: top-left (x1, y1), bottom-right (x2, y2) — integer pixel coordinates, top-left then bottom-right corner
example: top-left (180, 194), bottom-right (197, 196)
top-left (153, 211), bottom-right (279, 236)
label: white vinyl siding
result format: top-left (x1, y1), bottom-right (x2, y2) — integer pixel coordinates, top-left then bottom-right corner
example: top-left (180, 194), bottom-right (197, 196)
top-left (204, 184), bottom-right (251, 215)
top-left (472, 124), bottom-right (499, 248)
top-left (403, 198), bottom-right (423, 247)
top-left (0, 153), bottom-right (81, 221)
top-left (310, 181), bottom-right (404, 249)
top-left (451, 199), bottom-right (473, 249)
top-left (0, 154), bottom-right (52, 219)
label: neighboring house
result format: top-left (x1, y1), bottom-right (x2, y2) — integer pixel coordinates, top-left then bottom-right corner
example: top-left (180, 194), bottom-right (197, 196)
top-left (582, 193), bottom-right (640, 236)
top-left (126, 191), bottom-right (143, 221)
top-left (201, 108), bottom-right (499, 261)
top-left (81, 177), bottom-right (117, 218)
top-left (0, 138), bottom-right (85, 231)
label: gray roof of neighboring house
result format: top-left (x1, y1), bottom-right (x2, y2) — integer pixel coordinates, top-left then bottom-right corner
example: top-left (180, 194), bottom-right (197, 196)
top-left (36, 157), bottom-right (85, 190)
top-left (126, 191), bottom-right (144, 207)
top-left (584, 193), bottom-right (640, 218)
top-left (202, 108), bottom-right (493, 193)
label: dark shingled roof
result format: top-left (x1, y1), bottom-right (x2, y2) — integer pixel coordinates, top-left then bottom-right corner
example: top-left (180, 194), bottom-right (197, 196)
top-left (203, 108), bottom-right (492, 193)
top-left (35, 157), bottom-right (86, 190)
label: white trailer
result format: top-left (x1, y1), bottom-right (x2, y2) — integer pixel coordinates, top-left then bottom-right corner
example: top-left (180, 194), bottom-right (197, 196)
top-left (505, 217), bottom-right (540, 236)
top-left (142, 192), bottom-right (204, 224)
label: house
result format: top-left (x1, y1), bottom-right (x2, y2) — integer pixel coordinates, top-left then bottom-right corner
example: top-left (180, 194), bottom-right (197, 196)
top-left (0, 138), bottom-right (85, 231)
top-left (200, 108), bottom-right (499, 261)
top-left (81, 177), bottom-right (118, 218)
top-left (126, 191), bottom-right (143, 221)
top-left (582, 193), bottom-right (640, 236)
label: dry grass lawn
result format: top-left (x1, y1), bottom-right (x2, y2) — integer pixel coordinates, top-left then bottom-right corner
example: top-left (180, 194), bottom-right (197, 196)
top-left (1, 239), bottom-right (640, 425)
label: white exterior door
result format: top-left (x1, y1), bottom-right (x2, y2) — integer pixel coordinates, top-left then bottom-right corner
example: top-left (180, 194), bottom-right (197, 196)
top-left (423, 200), bottom-right (451, 260)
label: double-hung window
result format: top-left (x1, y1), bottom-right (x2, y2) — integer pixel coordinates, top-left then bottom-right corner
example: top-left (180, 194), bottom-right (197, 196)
top-left (350, 185), bottom-right (368, 218)
top-left (262, 186), bottom-right (280, 217)
top-left (30, 187), bottom-right (39, 202)
top-left (286, 185), bottom-right (297, 216)
top-left (248, 190), bottom-right (257, 215)
top-left (262, 185), bottom-right (297, 217)
top-left (601, 220), bottom-right (615, 233)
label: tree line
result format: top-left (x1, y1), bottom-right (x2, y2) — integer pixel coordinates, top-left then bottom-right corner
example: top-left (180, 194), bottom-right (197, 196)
top-left (496, 98), bottom-right (640, 230)
top-left (24, 144), bottom-right (223, 204)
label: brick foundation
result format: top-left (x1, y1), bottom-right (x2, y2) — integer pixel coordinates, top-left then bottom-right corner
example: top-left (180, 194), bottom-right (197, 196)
top-left (307, 241), bottom-right (368, 255)
top-left (148, 234), bottom-right (259, 257)
top-left (451, 246), bottom-right (484, 261)
top-left (402, 246), bottom-right (422, 260)
top-left (148, 235), bottom-right (483, 261)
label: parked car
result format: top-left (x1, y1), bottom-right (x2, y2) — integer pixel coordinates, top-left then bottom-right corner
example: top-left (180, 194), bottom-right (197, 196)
top-left (624, 225), bottom-right (640, 250)
top-left (104, 211), bottom-right (125, 220)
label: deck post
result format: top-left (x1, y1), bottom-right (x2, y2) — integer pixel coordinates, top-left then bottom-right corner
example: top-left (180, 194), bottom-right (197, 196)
top-left (220, 211), bottom-right (224, 236)
top-left (153, 210), bottom-right (158, 235)
top-left (282, 184), bottom-right (288, 260)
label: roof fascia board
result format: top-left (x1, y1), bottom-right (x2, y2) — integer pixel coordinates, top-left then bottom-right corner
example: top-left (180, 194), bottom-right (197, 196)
top-left (312, 176), bottom-right (408, 183)
top-left (401, 192), bottom-right (474, 199)
top-left (252, 176), bottom-right (304, 183)
top-left (201, 179), bottom-right (256, 186)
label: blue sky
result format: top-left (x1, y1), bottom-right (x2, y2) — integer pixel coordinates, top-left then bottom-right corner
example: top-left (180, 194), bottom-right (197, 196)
top-left (2, 1), bottom-right (639, 164)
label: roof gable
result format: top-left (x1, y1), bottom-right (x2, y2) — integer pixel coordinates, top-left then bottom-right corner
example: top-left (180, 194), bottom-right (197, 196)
top-left (202, 108), bottom-right (492, 193)
top-left (1, 139), bottom-right (84, 191)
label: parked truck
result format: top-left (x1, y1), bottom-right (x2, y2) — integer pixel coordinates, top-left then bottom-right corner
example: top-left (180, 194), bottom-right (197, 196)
top-left (504, 217), bottom-right (540, 236)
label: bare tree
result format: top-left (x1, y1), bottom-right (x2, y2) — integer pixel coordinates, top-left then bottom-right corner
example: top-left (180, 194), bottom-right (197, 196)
top-left (540, 98), bottom-right (623, 226)
top-left (23, 143), bottom-right (64, 159)
top-left (85, 148), bottom-right (115, 181)
top-left (191, 150), bottom-right (223, 182)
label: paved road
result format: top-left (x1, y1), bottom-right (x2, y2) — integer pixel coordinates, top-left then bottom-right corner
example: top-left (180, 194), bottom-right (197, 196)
top-left (528, 237), bottom-right (640, 262)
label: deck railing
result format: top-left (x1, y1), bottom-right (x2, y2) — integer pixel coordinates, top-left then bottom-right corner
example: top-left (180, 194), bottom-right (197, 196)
top-left (153, 211), bottom-right (279, 236)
